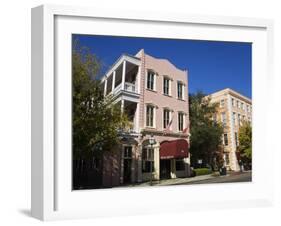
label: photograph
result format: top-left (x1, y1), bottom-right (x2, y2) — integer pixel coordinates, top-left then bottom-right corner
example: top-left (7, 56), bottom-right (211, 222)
top-left (72, 34), bottom-right (252, 190)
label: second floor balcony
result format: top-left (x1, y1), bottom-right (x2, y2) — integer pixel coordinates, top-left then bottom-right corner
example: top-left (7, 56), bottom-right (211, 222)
top-left (101, 54), bottom-right (141, 102)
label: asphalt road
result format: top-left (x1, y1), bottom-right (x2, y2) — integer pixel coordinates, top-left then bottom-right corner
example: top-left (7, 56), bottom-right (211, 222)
top-left (181, 171), bottom-right (252, 185)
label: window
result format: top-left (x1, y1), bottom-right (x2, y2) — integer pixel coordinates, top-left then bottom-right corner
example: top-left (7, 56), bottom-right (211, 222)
top-left (238, 114), bottom-right (241, 126)
top-left (247, 105), bottom-right (250, 112)
top-left (232, 98), bottom-right (235, 107)
top-left (213, 114), bottom-right (217, 122)
top-left (221, 112), bottom-right (226, 126)
top-left (147, 71), bottom-right (155, 90)
top-left (142, 148), bottom-right (154, 173)
top-left (220, 99), bottom-right (225, 107)
top-left (124, 146), bottom-right (132, 159)
top-left (225, 153), bottom-right (230, 165)
top-left (177, 82), bottom-right (184, 100)
top-left (163, 77), bottom-right (170, 95)
top-left (237, 100), bottom-right (239, 108)
top-left (146, 105), bottom-right (154, 127)
top-left (223, 133), bottom-right (228, 146)
top-left (176, 159), bottom-right (185, 171)
top-left (178, 112), bottom-right (184, 131)
top-left (232, 112), bottom-right (236, 125)
top-left (163, 109), bottom-right (170, 129)
top-left (241, 103), bottom-right (244, 111)
top-left (235, 132), bottom-right (238, 147)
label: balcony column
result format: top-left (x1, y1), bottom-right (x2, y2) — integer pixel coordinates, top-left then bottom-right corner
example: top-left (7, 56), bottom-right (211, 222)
top-left (111, 70), bottom-right (116, 93)
top-left (103, 79), bottom-right (107, 97)
top-left (121, 60), bottom-right (126, 90)
top-left (121, 99), bottom-right (124, 114)
top-left (137, 66), bottom-right (141, 94)
top-left (135, 103), bottom-right (139, 132)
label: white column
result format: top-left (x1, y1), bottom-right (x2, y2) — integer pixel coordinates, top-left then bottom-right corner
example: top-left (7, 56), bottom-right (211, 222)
top-left (121, 61), bottom-right (126, 90)
top-left (137, 66), bottom-right (141, 94)
top-left (154, 146), bottom-right (160, 180)
top-left (111, 71), bottom-right (116, 93)
top-left (103, 79), bottom-right (107, 97)
top-left (135, 103), bottom-right (139, 132)
top-left (121, 99), bottom-right (125, 113)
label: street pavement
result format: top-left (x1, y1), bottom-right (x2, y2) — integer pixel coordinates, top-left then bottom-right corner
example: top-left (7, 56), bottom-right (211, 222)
top-left (178, 171), bottom-right (252, 185)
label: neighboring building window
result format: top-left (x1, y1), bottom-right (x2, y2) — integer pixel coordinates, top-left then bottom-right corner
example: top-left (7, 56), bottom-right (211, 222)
top-left (241, 103), bottom-right (244, 111)
top-left (178, 112), bottom-right (184, 131)
top-left (242, 115), bottom-right (246, 122)
top-left (213, 114), bottom-right (217, 122)
top-left (232, 112), bottom-right (236, 125)
top-left (221, 112), bottom-right (226, 126)
top-left (247, 105), bottom-right (250, 112)
top-left (176, 159), bottom-right (185, 171)
top-left (223, 133), bottom-right (228, 146)
top-left (163, 109), bottom-right (170, 129)
top-left (124, 146), bottom-right (132, 159)
top-left (163, 77), bottom-right (170, 95)
top-left (248, 116), bottom-right (251, 122)
top-left (142, 148), bottom-right (154, 173)
top-left (220, 99), bottom-right (225, 107)
top-left (146, 105), bottom-right (154, 127)
top-left (235, 132), bottom-right (238, 147)
top-left (147, 71), bottom-right (155, 90)
top-left (238, 113), bottom-right (241, 126)
top-left (225, 153), bottom-right (230, 165)
top-left (232, 98), bottom-right (235, 107)
top-left (177, 82), bottom-right (184, 100)
top-left (237, 100), bottom-right (239, 108)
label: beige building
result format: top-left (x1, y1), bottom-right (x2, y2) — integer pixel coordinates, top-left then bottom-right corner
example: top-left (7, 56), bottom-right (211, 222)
top-left (209, 88), bottom-right (252, 171)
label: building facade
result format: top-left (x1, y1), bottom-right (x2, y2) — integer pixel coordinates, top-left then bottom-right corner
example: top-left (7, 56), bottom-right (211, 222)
top-left (209, 88), bottom-right (252, 171)
top-left (100, 49), bottom-right (191, 187)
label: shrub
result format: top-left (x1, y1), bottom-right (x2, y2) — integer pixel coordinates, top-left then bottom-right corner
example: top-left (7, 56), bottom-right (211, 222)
top-left (193, 168), bottom-right (212, 176)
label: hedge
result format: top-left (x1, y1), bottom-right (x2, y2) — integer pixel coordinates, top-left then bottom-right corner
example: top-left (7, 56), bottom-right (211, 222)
top-left (193, 168), bottom-right (212, 176)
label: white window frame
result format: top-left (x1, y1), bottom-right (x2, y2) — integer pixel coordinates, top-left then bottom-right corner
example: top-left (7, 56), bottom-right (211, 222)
top-left (177, 81), bottom-right (185, 100)
top-left (146, 70), bottom-right (156, 91)
top-left (178, 112), bottom-right (185, 132)
top-left (145, 104), bottom-right (156, 128)
top-left (163, 76), bottom-right (172, 96)
top-left (163, 108), bottom-right (172, 129)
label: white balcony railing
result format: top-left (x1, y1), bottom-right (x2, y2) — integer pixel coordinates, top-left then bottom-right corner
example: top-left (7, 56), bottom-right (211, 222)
top-left (112, 82), bottom-right (138, 94)
top-left (124, 82), bottom-right (137, 93)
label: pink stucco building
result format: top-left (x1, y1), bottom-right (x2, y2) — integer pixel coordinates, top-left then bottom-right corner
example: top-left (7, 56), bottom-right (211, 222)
top-left (100, 49), bottom-right (191, 187)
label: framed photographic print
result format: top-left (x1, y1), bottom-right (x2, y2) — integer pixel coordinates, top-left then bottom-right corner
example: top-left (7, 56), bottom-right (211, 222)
top-left (31, 4), bottom-right (274, 221)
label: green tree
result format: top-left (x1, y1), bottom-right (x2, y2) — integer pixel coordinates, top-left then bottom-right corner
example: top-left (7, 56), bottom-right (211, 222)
top-left (238, 122), bottom-right (252, 165)
top-left (189, 92), bottom-right (224, 170)
top-left (72, 40), bottom-right (129, 161)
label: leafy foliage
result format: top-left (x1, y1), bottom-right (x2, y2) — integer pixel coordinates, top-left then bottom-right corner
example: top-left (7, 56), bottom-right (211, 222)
top-left (72, 40), bottom-right (129, 160)
top-left (189, 92), bottom-right (224, 169)
top-left (238, 122), bottom-right (252, 163)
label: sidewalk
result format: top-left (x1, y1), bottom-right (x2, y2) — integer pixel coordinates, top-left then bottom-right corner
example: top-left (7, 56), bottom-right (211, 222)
top-left (127, 173), bottom-right (220, 187)
top-left (121, 170), bottom-right (251, 188)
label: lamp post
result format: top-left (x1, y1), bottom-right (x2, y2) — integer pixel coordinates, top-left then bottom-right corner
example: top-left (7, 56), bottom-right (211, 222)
top-left (149, 134), bottom-right (156, 186)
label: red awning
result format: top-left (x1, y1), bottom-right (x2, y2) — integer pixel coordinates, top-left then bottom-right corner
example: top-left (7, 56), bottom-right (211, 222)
top-left (160, 139), bottom-right (189, 159)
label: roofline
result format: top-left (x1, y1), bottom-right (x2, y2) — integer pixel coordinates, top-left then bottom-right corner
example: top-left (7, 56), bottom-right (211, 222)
top-left (208, 88), bottom-right (252, 103)
top-left (100, 54), bottom-right (141, 82)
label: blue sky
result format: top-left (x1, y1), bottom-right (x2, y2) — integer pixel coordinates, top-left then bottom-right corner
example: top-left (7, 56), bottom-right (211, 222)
top-left (73, 34), bottom-right (252, 98)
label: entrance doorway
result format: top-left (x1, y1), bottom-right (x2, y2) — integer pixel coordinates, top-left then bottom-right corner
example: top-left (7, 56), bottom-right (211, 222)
top-left (123, 146), bottom-right (132, 184)
top-left (160, 159), bottom-right (171, 179)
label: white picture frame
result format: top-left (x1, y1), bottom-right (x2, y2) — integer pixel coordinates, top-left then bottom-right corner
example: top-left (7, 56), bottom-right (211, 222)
top-left (31, 4), bottom-right (274, 221)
